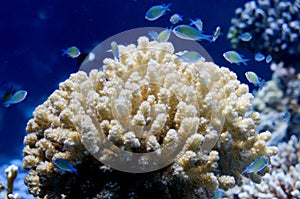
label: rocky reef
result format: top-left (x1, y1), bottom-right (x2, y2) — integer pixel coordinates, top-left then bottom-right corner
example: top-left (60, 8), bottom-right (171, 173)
top-left (23, 37), bottom-right (277, 199)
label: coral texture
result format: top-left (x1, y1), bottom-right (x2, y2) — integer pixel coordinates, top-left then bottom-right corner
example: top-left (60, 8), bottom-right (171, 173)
top-left (224, 135), bottom-right (300, 199)
top-left (227, 0), bottom-right (300, 69)
top-left (253, 63), bottom-right (300, 144)
top-left (23, 36), bottom-right (276, 199)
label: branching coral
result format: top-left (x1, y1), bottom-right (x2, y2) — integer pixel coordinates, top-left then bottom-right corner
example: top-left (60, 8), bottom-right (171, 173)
top-left (253, 63), bottom-right (300, 144)
top-left (224, 135), bottom-right (300, 199)
top-left (23, 36), bottom-right (277, 198)
top-left (227, 0), bottom-right (300, 69)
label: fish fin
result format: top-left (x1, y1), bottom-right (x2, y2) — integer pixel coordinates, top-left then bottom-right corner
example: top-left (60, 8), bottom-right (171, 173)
top-left (61, 49), bottom-right (67, 56)
top-left (164, 3), bottom-right (172, 11)
top-left (258, 79), bottom-right (266, 90)
top-left (3, 101), bottom-right (11, 107)
top-left (106, 49), bottom-right (112, 53)
top-left (242, 59), bottom-right (250, 66)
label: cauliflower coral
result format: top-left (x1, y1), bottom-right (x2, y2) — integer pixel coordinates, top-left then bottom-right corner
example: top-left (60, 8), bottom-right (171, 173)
top-left (23, 36), bottom-right (277, 199)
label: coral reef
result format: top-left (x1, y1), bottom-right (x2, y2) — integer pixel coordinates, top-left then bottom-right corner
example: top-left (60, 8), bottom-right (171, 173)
top-left (227, 0), bottom-right (300, 70)
top-left (224, 135), bottom-right (300, 199)
top-left (23, 36), bottom-right (277, 198)
top-left (0, 159), bottom-right (34, 199)
top-left (252, 62), bottom-right (300, 144)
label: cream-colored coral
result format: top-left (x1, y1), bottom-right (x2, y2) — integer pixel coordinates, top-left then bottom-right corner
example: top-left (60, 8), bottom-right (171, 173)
top-left (224, 135), bottom-right (300, 199)
top-left (23, 36), bottom-right (277, 198)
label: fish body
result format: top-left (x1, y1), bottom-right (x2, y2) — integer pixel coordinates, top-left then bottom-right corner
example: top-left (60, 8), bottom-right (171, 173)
top-left (223, 51), bottom-right (249, 66)
top-left (145, 3), bottom-right (171, 21)
top-left (156, 28), bottom-right (172, 42)
top-left (110, 41), bottom-right (120, 61)
top-left (282, 111), bottom-right (291, 122)
top-left (53, 158), bottom-right (78, 175)
top-left (148, 31), bottom-right (159, 40)
top-left (169, 13), bottom-right (183, 24)
top-left (61, 46), bottom-right (81, 58)
top-left (266, 55), bottom-right (272, 63)
top-left (242, 157), bottom-right (268, 174)
top-left (177, 51), bottom-right (202, 63)
top-left (173, 25), bottom-right (213, 42)
top-left (212, 26), bottom-right (221, 42)
top-left (213, 189), bottom-right (224, 199)
top-left (238, 32), bottom-right (252, 42)
top-left (245, 71), bottom-right (265, 90)
top-left (189, 18), bottom-right (203, 32)
top-left (255, 52), bottom-right (265, 62)
top-left (3, 90), bottom-right (27, 107)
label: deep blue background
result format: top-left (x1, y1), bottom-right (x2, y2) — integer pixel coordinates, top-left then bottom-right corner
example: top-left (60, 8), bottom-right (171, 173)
top-left (0, 0), bottom-right (271, 161)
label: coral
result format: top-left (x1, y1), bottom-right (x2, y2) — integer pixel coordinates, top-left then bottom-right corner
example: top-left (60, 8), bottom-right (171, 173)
top-left (0, 159), bottom-right (33, 199)
top-left (253, 62), bottom-right (300, 143)
top-left (227, 0), bottom-right (300, 70)
top-left (23, 36), bottom-right (277, 198)
top-left (5, 164), bottom-right (18, 197)
top-left (224, 135), bottom-right (300, 199)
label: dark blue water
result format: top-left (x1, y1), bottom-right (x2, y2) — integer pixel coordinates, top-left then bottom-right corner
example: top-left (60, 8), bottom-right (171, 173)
top-left (0, 0), bottom-right (271, 160)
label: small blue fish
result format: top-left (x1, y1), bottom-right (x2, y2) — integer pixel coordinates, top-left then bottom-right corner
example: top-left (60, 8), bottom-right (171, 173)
top-left (3, 90), bottom-right (27, 107)
top-left (255, 52), bottom-right (265, 62)
top-left (151, 28), bottom-right (172, 42)
top-left (169, 13), bottom-right (183, 24)
top-left (238, 32), bottom-right (252, 42)
top-left (110, 41), bottom-right (120, 61)
top-left (223, 51), bottom-right (249, 66)
top-left (53, 158), bottom-right (78, 175)
top-left (145, 3), bottom-right (171, 21)
top-left (213, 189), bottom-right (224, 199)
top-left (242, 157), bottom-right (268, 174)
top-left (189, 18), bottom-right (203, 32)
top-left (282, 111), bottom-right (291, 122)
top-left (173, 25), bottom-right (213, 42)
top-left (61, 46), bottom-right (81, 58)
top-left (0, 82), bottom-right (15, 104)
top-left (176, 51), bottom-right (202, 63)
top-left (212, 26), bottom-right (221, 42)
top-left (266, 55), bottom-right (272, 63)
top-left (245, 71), bottom-right (265, 90)
top-left (148, 31), bottom-right (159, 40)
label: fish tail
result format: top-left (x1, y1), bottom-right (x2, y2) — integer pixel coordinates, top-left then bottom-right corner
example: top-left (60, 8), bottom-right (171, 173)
top-left (165, 3), bottom-right (172, 11)
top-left (242, 59), bottom-right (250, 66)
top-left (258, 80), bottom-right (266, 90)
top-left (61, 49), bottom-right (67, 56)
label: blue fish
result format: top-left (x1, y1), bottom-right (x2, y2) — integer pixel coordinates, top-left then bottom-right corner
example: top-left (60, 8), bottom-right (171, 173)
top-left (0, 82), bottom-right (15, 104)
top-left (169, 13), bottom-right (183, 25)
top-left (189, 18), bottom-right (203, 32)
top-left (213, 189), bottom-right (224, 199)
top-left (242, 157), bottom-right (268, 174)
top-left (145, 3), bottom-right (171, 21)
top-left (3, 90), bottom-right (27, 107)
top-left (110, 41), bottom-right (120, 61)
top-left (245, 71), bottom-right (265, 90)
top-left (255, 52), bottom-right (265, 62)
top-left (173, 25), bottom-right (213, 42)
top-left (266, 55), bottom-right (272, 63)
top-left (212, 26), bottom-right (221, 42)
top-left (223, 51), bottom-right (249, 66)
top-left (238, 32), bottom-right (252, 42)
top-left (61, 46), bottom-right (81, 58)
top-left (282, 111), bottom-right (291, 122)
top-left (53, 158), bottom-right (78, 175)
top-left (177, 51), bottom-right (202, 63)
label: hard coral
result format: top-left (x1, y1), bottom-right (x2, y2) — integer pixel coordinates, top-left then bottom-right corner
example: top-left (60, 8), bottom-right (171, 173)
top-left (228, 0), bottom-right (300, 69)
top-left (225, 135), bottom-right (300, 199)
top-left (23, 36), bottom-right (276, 199)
